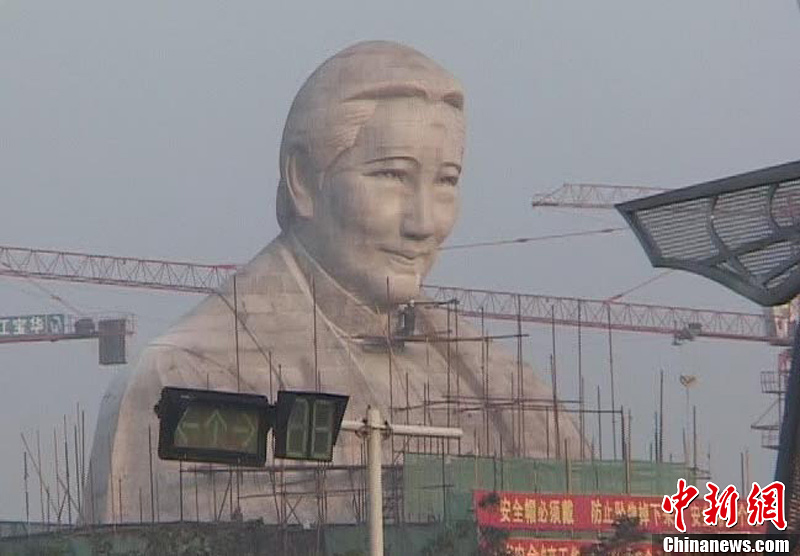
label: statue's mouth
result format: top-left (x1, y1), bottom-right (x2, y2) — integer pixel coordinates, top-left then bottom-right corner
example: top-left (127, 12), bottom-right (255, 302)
top-left (381, 248), bottom-right (427, 268)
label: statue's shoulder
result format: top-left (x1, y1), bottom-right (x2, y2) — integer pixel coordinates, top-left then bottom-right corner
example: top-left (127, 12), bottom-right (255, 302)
top-left (153, 234), bottom-right (296, 338)
top-left (124, 235), bottom-right (304, 388)
top-left (224, 234), bottom-right (295, 288)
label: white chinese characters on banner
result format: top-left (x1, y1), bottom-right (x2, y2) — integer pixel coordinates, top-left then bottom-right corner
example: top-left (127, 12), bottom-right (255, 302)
top-left (28, 316), bottom-right (45, 334)
top-left (0, 314), bottom-right (66, 337)
top-left (47, 315), bottom-right (65, 334)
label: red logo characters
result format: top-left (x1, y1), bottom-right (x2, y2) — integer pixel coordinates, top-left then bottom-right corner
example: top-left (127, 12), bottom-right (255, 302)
top-left (703, 482), bottom-right (739, 527)
top-left (747, 481), bottom-right (786, 530)
top-left (662, 479), bottom-right (700, 532)
top-left (662, 479), bottom-right (786, 532)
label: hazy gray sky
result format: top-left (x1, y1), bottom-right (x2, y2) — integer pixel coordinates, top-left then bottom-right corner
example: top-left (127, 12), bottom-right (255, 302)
top-left (1, 0), bottom-right (799, 520)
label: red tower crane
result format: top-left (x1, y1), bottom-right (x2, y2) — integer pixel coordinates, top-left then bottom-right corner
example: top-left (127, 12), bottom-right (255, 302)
top-left (0, 244), bottom-right (784, 344)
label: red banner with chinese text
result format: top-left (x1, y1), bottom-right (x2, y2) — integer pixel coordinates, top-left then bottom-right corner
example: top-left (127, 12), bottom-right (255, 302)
top-left (474, 490), bottom-right (765, 534)
top-left (504, 538), bottom-right (658, 556)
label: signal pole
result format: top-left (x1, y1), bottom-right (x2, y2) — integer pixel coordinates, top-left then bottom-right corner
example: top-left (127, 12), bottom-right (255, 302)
top-left (341, 407), bottom-right (463, 556)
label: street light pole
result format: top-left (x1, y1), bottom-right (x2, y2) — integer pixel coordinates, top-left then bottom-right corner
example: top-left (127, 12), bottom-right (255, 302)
top-left (341, 406), bottom-right (463, 556)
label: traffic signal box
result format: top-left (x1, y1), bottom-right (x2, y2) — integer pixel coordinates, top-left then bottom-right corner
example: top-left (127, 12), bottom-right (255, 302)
top-left (155, 386), bottom-right (348, 466)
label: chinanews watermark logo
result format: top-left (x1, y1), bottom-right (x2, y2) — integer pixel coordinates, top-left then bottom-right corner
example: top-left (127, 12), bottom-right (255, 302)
top-left (658, 479), bottom-right (791, 554)
top-left (661, 479), bottom-right (786, 532)
top-left (660, 535), bottom-right (792, 554)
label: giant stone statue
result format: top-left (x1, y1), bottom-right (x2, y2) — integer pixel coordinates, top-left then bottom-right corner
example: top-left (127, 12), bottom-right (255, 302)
top-left (88, 40), bottom-right (584, 524)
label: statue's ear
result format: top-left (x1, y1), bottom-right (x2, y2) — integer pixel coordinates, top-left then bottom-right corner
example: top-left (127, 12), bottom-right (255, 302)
top-left (283, 146), bottom-right (317, 220)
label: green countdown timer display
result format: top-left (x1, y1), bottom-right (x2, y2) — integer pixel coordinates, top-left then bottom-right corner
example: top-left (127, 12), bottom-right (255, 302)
top-left (155, 387), bottom-right (271, 466)
top-left (273, 391), bottom-right (349, 462)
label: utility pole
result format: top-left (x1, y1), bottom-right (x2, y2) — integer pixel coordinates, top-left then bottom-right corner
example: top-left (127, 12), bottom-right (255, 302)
top-left (341, 407), bottom-right (463, 556)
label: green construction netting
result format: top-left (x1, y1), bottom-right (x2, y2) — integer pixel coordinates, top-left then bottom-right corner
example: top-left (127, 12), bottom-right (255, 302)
top-left (402, 453), bottom-right (691, 523)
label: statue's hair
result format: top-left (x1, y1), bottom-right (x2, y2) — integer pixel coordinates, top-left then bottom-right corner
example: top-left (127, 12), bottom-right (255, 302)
top-left (276, 40), bottom-right (465, 231)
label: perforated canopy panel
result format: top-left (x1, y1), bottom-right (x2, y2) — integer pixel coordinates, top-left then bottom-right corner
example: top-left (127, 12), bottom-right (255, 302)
top-left (617, 160), bottom-right (800, 307)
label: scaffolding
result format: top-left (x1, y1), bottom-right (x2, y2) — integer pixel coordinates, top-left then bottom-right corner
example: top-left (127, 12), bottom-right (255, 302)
top-left (16, 292), bottom-right (706, 546)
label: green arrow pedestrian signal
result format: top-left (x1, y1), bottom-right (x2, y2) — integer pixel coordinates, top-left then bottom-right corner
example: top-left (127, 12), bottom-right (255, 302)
top-left (155, 387), bottom-right (271, 466)
top-left (273, 391), bottom-right (349, 462)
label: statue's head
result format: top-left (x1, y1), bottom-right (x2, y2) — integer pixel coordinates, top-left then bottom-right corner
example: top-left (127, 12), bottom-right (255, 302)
top-left (277, 41), bottom-right (465, 308)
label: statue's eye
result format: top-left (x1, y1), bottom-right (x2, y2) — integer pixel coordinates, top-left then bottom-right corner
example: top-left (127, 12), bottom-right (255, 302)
top-left (439, 175), bottom-right (459, 187)
top-left (370, 169), bottom-right (407, 181)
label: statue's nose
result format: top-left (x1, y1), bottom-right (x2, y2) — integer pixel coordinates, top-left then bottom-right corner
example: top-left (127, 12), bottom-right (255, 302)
top-left (401, 188), bottom-right (435, 240)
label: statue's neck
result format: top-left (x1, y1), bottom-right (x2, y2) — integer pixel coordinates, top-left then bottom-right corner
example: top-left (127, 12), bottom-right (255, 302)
top-left (281, 232), bottom-right (390, 336)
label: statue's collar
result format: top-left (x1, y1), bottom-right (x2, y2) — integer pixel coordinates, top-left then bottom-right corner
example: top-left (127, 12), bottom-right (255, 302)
top-left (280, 233), bottom-right (388, 338)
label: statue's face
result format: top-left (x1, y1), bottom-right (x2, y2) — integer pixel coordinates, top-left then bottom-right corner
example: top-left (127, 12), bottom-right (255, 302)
top-left (300, 97), bottom-right (463, 307)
